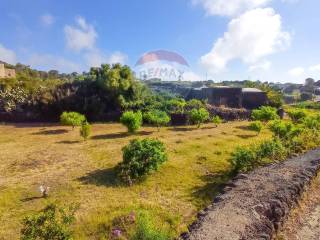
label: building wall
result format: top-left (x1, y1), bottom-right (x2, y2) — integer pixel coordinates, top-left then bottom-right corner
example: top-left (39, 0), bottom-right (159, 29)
top-left (0, 63), bottom-right (16, 78)
top-left (0, 64), bottom-right (5, 78)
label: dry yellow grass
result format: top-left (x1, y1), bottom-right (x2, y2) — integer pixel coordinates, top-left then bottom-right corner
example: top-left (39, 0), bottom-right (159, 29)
top-left (0, 121), bottom-right (271, 239)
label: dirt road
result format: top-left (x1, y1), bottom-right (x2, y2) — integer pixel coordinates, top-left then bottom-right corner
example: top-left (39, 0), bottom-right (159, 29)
top-left (277, 174), bottom-right (320, 240)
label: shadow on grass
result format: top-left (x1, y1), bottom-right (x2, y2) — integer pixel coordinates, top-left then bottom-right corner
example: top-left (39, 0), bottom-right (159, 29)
top-left (170, 127), bottom-right (195, 132)
top-left (236, 134), bottom-right (255, 139)
top-left (32, 129), bottom-right (69, 135)
top-left (56, 140), bottom-right (81, 144)
top-left (91, 131), bottom-right (152, 140)
top-left (78, 166), bottom-right (118, 187)
top-left (21, 196), bottom-right (43, 202)
top-left (191, 170), bottom-right (232, 208)
top-left (235, 125), bottom-right (251, 131)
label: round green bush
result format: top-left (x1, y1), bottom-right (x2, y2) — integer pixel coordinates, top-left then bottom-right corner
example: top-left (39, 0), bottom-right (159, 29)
top-left (120, 111), bottom-right (143, 133)
top-left (189, 107), bottom-right (209, 128)
top-left (248, 121), bottom-right (263, 135)
top-left (212, 115), bottom-right (222, 127)
top-left (60, 111), bottom-right (86, 129)
top-left (251, 106), bottom-right (279, 122)
top-left (144, 110), bottom-right (171, 131)
top-left (117, 138), bottom-right (168, 184)
top-left (230, 146), bottom-right (257, 173)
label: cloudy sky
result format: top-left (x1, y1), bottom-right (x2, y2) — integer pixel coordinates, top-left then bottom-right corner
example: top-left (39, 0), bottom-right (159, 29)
top-left (0, 0), bottom-right (319, 83)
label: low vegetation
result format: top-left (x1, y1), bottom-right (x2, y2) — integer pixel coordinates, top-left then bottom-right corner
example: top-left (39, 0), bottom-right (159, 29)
top-left (189, 108), bottom-right (210, 128)
top-left (251, 106), bottom-right (279, 122)
top-left (117, 138), bottom-right (168, 184)
top-left (80, 122), bottom-right (91, 141)
top-left (248, 121), bottom-right (263, 135)
top-left (60, 112), bottom-right (86, 129)
top-left (120, 111), bottom-right (143, 133)
top-left (144, 110), bottom-right (171, 131)
top-left (20, 203), bottom-right (78, 240)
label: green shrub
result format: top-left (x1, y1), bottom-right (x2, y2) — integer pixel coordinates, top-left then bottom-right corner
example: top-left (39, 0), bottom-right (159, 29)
top-left (212, 116), bottom-right (222, 127)
top-left (287, 109), bottom-right (307, 123)
top-left (185, 99), bottom-right (205, 111)
top-left (166, 98), bottom-right (186, 114)
top-left (248, 121), bottom-right (263, 135)
top-left (20, 203), bottom-right (77, 240)
top-left (303, 115), bottom-right (320, 130)
top-left (120, 111), bottom-right (143, 133)
top-left (117, 138), bottom-right (168, 184)
top-left (230, 146), bottom-right (258, 173)
top-left (251, 106), bottom-right (279, 122)
top-left (131, 212), bottom-right (171, 240)
top-left (144, 110), bottom-right (171, 131)
top-left (189, 108), bottom-right (210, 128)
top-left (268, 120), bottom-right (301, 140)
top-left (256, 138), bottom-right (287, 161)
top-left (80, 122), bottom-right (91, 141)
top-left (60, 111), bottom-right (86, 129)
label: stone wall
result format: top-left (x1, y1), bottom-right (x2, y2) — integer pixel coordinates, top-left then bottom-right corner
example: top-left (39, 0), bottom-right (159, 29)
top-left (0, 63), bottom-right (16, 78)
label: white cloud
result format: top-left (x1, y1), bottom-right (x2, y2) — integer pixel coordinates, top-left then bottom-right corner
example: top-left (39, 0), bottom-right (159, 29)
top-left (309, 64), bottom-right (320, 72)
top-left (41, 14), bottom-right (55, 26)
top-left (248, 60), bottom-right (271, 72)
top-left (0, 44), bottom-right (17, 64)
top-left (192, 0), bottom-right (270, 17)
top-left (27, 53), bottom-right (81, 73)
top-left (288, 67), bottom-right (305, 77)
top-left (183, 71), bottom-right (203, 81)
top-left (64, 16), bottom-right (97, 52)
top-left (200, 8), bottom-right (290, 74)
top-left (84, 50), bottom-right (128, 67)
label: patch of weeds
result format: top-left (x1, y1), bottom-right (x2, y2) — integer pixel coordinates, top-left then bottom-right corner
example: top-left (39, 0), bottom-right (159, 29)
top-left (175, 139), bottom-right (183, 144)
top-left (214, 151), bottom-right (222, 156)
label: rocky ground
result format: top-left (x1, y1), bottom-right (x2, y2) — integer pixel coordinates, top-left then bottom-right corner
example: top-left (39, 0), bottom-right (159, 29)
top-left (182, 149), bottom-right (320, 240)
top-left (277, 174), bottom-right (320, 240)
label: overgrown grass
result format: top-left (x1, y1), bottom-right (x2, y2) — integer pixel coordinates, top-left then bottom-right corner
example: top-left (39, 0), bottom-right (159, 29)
top-left (0, 122), bottom-right (272, 239)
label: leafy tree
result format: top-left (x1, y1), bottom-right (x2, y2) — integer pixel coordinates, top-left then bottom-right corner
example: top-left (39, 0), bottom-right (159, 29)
top-left (20, 203), bottom-right (78, 240)
top-left (120, 111), bottom-right (143, 133)
top-left (144, 110), bottom-right (171, 131)
top-left (80, 122), bottom-right (91, 141)
top-left (248, 121), bottom-right (263, 135)
top-left (117, 138), bottom-right (168, 184)
top-left (189, 108), bottom-right (209, 128)
top-left (251, 106), bottom-right (279, 122)
top-left (185, 99), bottom-right (205, 111)
top-left (212, 116), bottom-right (222, 127)
top-left (60, 112), bottom-right (86, 129)
top-left (166, 98), bottom-right (186, 114)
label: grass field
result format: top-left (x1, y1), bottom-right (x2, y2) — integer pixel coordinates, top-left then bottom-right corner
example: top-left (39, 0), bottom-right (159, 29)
top-left (0, 121), bottom-right (272, 239)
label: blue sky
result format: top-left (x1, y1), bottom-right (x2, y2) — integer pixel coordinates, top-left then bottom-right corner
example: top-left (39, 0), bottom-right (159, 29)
top-left (0, 0), bottom-right (319, 83)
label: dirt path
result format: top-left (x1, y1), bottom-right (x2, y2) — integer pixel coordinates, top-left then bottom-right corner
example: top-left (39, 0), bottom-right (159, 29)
top-left (182, 149), bottom-right (320, 240)
top-left (277, 174), bottom-right (320, 240)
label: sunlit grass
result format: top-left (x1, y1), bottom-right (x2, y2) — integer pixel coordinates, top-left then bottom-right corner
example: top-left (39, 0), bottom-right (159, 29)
top-left (0, 121), bottom-right (271, 239)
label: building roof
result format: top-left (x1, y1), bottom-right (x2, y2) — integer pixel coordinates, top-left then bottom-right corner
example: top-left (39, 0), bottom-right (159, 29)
top-left (242, 88), bottom-right (263, 93)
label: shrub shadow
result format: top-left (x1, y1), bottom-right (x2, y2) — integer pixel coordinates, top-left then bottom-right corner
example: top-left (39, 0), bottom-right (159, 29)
top-left (56, 140), bottom-right (81, 144)
top-left (170, 127), bottom-right (195, 132)
top-left (20, 196), bottom-right (43, 202)
top-left (91, 131), bottom-right (152, 140)
top-left (32, 129), bottom-right (69, 135)
top-left (235, 125), bottom-right (251, 131)
top-left (236, 134), bottom-right (255, 139)
top-left (78, 167), bottom-right (118, 187)
top-left (191, 170), bottom-right (231, 208)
